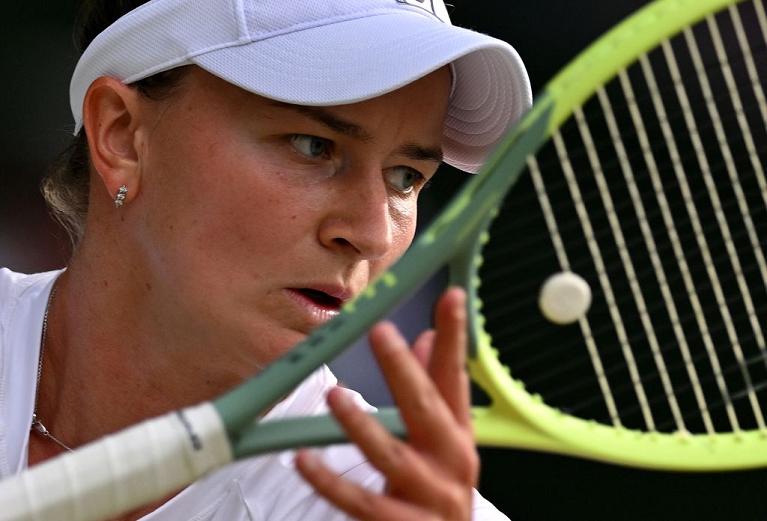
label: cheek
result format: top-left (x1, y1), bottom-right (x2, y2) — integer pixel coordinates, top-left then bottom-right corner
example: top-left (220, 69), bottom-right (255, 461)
top-left (375, 200), bottom-right (419, 273)
top-left (136, 130), bottom-right (317, 277)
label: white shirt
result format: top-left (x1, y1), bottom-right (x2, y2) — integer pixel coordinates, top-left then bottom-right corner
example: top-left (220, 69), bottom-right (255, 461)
top-left (0, 268), bottom-right (508, 520)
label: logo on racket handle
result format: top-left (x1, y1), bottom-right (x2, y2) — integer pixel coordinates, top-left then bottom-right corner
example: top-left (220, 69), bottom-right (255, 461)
top-left (396, 0), bottom-right (450, 23)
top-left (176, 411), bottom-right (204, 450)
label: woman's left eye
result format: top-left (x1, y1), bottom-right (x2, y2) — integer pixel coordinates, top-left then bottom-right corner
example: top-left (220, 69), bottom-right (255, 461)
top-left (385, 166), bottom-right (426, 194)
top-left (290, 134), bottom-right (332, 159)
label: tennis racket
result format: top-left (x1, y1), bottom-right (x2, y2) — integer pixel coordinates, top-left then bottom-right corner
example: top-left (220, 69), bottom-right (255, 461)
top-left (2, 0), bottom-right (767, 519)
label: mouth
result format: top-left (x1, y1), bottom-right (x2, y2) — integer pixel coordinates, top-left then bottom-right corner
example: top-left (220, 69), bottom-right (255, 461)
top-left (284, 286), bottom-right (351, 326)
top-left (293, 288), bottom-right (344, 310)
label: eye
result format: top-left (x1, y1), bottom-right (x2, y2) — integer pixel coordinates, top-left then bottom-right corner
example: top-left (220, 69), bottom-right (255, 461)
top-left (291, 134), bottom-right (332, 159)
top-left (385, 166), bottom-right (426, 194)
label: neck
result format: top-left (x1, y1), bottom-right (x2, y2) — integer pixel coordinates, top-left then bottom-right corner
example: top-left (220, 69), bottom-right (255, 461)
top-left (34, 240), bottom-right (240, 451)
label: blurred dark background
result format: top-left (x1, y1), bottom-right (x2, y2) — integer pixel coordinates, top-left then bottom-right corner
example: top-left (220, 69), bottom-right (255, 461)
top-left (2, 1), bottom-right (766, 520)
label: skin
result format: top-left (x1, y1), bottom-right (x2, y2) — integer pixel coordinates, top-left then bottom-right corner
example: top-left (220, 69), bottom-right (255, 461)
top-left (296, 288), bottom-right (477, 521)
top-left (30, 65), bottom-right (478, 520)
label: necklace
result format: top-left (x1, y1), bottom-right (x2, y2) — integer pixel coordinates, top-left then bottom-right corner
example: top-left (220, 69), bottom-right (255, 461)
top-left (30, 285), bottom-right (73, 452)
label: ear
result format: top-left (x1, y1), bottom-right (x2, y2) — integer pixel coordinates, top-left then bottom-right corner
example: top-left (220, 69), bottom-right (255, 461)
top-left (82, 77), bottom-right (145, 206)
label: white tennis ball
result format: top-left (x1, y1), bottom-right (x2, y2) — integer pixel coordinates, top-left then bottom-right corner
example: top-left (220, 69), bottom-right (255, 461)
top-left (538, 271), bottom-right (592, 325)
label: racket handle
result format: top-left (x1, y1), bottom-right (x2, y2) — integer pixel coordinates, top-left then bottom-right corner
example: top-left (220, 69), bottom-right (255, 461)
top-left (0, 403), bottom-right (231, 521)
top-left (232, 408), bottom-right (406, 457)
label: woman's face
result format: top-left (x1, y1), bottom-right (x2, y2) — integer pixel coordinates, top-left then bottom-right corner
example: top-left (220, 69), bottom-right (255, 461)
top-left (127, 67), bottom-right (451, 374)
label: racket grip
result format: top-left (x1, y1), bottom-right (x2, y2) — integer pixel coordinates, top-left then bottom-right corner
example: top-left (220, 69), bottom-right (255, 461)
top-left (0, 403), bottom-right (232, 521)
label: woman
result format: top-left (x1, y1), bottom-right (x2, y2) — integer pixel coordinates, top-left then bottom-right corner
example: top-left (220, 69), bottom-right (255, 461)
top-left (0, 0), bottom-right (531, 519)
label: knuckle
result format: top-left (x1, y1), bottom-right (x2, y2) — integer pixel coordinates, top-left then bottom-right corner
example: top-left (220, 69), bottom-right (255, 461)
top-left (307, 466), bottom-right (336, 494)
top-left (447, 437), bottom-right (480, 484)
top-left (386, 346), bottom-right (414, 372)
top-left (408, 391), bottom-right (435, 418)
top-left (440, 484), bottom-right (472, 520)
top-left (464, 444), bottom-right (480, 475)
top-left (460, 446), bottom-right (480, 484)
top-left (417, 479), bottom-right (470, 520)
top-left (379, 439), bottom-right (414, 473)
top-left (344, 490), bottom-right (383, 520)
top-left (340, 404), bottom-right (367, 427)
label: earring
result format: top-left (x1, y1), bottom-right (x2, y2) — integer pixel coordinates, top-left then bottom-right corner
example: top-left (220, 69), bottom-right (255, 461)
top-left (114, 185), bottom-right (128, 208)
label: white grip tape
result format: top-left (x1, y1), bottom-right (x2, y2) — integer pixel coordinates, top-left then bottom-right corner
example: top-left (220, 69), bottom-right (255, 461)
top-left (0, 402), bottom-right (232, 521)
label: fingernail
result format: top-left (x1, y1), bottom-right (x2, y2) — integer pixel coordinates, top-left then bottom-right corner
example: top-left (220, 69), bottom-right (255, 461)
top-left (370, 322), bottom-right (405, 354)
top-left (299, 449), bottom-right (320, 471)
top-left (446, 286), bottom-right (465, 302)
top-left (449, 287), bottom-right (467, 318)
top-left (330, 388), bottom-right (355, 412)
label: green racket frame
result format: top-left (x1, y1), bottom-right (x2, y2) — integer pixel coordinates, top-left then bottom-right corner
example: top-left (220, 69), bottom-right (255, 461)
top-left (216, 0), bottom-right (767, 471)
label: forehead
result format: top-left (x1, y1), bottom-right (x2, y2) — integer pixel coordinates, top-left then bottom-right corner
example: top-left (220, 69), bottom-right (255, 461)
top-left (271, 67), bottom-right (452, 145)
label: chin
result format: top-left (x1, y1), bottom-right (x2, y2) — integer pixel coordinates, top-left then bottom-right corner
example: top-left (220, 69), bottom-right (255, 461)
top-left (251, 328), bottom-right (310, 370)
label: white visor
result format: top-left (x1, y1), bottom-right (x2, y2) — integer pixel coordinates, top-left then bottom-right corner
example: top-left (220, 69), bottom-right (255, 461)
top-left (70, 0), bottom-right (532, 173)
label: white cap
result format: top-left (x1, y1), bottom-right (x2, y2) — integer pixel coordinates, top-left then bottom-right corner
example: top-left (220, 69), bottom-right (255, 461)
top-left (70, 0), bottom-right (531, 173)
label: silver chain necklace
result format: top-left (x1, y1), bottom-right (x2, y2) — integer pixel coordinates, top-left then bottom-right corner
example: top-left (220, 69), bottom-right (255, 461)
top-left (30, 285), bottom-right (73, 452)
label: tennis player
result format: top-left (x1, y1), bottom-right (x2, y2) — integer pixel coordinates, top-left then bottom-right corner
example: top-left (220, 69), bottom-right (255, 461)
top-left (0, 0), bottom-right (530, 519)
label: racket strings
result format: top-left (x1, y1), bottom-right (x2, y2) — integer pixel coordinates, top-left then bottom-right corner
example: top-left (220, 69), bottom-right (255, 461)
top-left (483, 188), bottom-right (767, 379)
top-left (545, 329), bottom-right (767, 413)
top-left (478, 0), bottom-right (767, 436)
top-left (651, 21), bottom-right (767, 430)
top-left (487, 281), bottom-right (766, 370)
top-left (617, 47), bottom-right (756, 433)
top-left (483, 201), bottom-right (766, 405)
top-left (603, 10), bottom-right (765, 429)
top-left (488, 282), bottom-right (767, 411)
top-left (608, 347), bottom-right (767, 432)
top-left (716, 6), bottom-right (767, 178)
top-left (483, 97), bottom-right (766, 269)
top-left (525, 22), bottom-right (767, 178)
top-left (663, 365), bottom-right (767, 432)
top-left (500, 84), bottom-right (766, 218)
top-left (607, 2), bottom-right (766, 430)
top-left (483, 185), bottom-right (763, 298)
top-left (485, 166), bottom-right (766, 350)
top-left (502, 292), bottom-right (767, 391)
top-left (504, 154), bottom-right (760, 430)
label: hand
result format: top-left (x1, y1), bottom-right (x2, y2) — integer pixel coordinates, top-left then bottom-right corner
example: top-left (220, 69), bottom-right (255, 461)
top-left (296, 287), bottom-right (478, 520)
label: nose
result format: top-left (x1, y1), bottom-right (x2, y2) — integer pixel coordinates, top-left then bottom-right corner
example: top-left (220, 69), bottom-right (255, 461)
top-left (318, 167), bottom-right (395, 261)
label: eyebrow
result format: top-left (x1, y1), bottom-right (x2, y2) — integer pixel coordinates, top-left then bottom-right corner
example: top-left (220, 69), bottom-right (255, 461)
top-left (268, 101), bottom-right (444, 164)
top-left (397, 142), bottom-right (443, 164)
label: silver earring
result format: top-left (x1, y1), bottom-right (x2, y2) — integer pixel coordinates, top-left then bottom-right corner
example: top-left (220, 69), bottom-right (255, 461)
top-left (114, 185), bottom-right (128, 208)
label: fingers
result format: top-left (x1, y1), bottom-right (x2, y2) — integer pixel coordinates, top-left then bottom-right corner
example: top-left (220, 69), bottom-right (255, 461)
top-left (295, 449), bottom-right (438, 521)
top-left (296, 386), bottom-right (474, 520)
top-left (366, 288), bottom-right (478, 481)
top-left (298, 287), bottom-right (478, 521)
top-left (371, 287), bottom-right (472, 438)
top-left (429, 287), bottom-right (472, 430)
top-left (411, 329), bottom-right (435, 368)
top-left (368, 321), bottom-right (455, 445)
top-left (323, 387), bottom-right (433, 487)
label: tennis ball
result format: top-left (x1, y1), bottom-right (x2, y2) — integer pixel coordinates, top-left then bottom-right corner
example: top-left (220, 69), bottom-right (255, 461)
top-left (538, 271), bottom-right (592, 325)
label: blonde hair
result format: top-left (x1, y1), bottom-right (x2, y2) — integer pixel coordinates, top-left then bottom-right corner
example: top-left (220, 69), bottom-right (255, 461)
top-left (42, 0), bottom-right (188, 246)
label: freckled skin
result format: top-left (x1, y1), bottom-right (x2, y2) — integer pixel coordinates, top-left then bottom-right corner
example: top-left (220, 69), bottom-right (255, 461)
top-left (33, 65), bottom-right (476, 521)
top-left (120, 67), bottom-right (451, 386)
